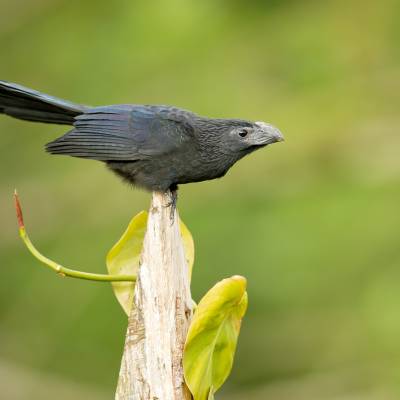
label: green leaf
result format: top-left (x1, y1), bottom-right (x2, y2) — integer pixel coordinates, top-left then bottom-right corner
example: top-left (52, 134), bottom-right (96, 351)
top-left (180, 217), bottom-right (195, 281)
top-left (106, 211), bottom-right (195, 315)
top-left (106, 211), bottom-right (147, 315)
top-left (183, 275), bottom-right (248, 400)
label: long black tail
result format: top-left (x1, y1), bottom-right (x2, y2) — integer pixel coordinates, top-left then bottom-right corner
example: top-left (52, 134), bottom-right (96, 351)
top-left (0, 81), bottom-right (88, 125)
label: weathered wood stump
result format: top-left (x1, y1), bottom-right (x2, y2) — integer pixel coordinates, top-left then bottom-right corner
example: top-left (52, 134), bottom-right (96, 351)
top-left (116, 191), bottom-right (193, 400)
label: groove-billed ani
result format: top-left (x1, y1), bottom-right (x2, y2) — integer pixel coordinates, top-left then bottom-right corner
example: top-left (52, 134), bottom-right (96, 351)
top-left (0, 81), bottom-right (284, 192)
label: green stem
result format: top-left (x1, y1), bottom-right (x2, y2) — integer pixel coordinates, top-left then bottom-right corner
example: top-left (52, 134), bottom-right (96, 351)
top-left (19, 227), bottom-right (136, 282)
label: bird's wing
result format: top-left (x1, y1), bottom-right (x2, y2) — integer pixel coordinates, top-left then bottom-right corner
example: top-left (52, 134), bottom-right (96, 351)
top-left (45, 105), bottom-right (195, 161)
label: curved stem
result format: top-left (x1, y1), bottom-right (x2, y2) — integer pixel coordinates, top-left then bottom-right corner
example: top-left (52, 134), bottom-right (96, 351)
top-left (20, 228), bottom-right (136, 281)
top-left (15, 191), bottom-right (136, 282)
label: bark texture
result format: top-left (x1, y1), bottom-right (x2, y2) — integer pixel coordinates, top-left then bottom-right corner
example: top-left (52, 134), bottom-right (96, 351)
top-left (116, 191), bottom-right (193, 400)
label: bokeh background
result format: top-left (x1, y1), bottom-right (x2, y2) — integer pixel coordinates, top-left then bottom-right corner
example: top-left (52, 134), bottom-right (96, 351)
top-left (1, 0), bottom-right (399, 399)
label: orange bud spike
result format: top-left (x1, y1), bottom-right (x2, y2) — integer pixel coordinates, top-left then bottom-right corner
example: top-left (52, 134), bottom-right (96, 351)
top-left (14, 190), bottom-right (24, 229)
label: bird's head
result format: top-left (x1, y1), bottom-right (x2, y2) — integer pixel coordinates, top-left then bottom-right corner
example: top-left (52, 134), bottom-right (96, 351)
top-left (224, 120), bottom-right (284, 155)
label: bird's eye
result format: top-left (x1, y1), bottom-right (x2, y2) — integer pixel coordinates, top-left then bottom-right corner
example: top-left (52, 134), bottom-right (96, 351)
top-left (238, 129), bottom-right (248, 138)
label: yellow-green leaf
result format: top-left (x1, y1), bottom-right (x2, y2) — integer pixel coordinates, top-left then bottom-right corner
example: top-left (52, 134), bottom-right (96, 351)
top-left (180, 218), bottom-right (195, 281)
top-left (106, 211), bottom-right (195, 315)
top-left (183, 275), bottom-right (248, 400)
top-left (106, 211), bottom-right (147, 315)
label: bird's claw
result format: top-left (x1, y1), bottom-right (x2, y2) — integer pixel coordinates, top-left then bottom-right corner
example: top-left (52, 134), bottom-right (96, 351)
top-left (164, 187), bottom-right (178, 222)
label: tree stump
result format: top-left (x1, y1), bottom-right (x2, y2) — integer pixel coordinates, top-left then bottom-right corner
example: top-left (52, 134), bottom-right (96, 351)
top-left (115, 191), bottom-right (193, 400)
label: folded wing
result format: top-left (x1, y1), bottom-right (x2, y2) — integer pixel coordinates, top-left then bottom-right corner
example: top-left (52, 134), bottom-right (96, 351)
top-left (45, 105), bottom-right (195, 161)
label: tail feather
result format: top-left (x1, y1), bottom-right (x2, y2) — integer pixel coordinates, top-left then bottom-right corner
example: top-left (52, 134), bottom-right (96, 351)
top-left (0, 81), bottom-right (87, 125)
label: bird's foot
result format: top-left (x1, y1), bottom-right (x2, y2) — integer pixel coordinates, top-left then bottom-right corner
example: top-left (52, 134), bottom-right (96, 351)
top-left (164, 185), bottom-right (178, 222)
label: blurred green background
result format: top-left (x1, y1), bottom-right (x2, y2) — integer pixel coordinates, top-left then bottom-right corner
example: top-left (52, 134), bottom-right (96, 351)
top-left (1, 0), bottom-right (399, 399)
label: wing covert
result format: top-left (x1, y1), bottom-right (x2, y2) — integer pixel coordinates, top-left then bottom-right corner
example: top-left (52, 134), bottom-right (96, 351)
top-left (45, 105), bottom-right (194, 161)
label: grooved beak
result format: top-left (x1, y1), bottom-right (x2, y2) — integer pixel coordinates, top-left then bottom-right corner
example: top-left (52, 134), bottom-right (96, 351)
top-left (255, 121), bottom-right (285, 144)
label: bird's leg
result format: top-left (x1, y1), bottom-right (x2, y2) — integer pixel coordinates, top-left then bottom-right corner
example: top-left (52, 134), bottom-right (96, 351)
top-left (164, 184), bottom-right (178, 221)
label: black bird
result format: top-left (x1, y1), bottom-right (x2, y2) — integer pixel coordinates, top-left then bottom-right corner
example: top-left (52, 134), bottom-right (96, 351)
top-left (0, 81), bottom-right (284, 192)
